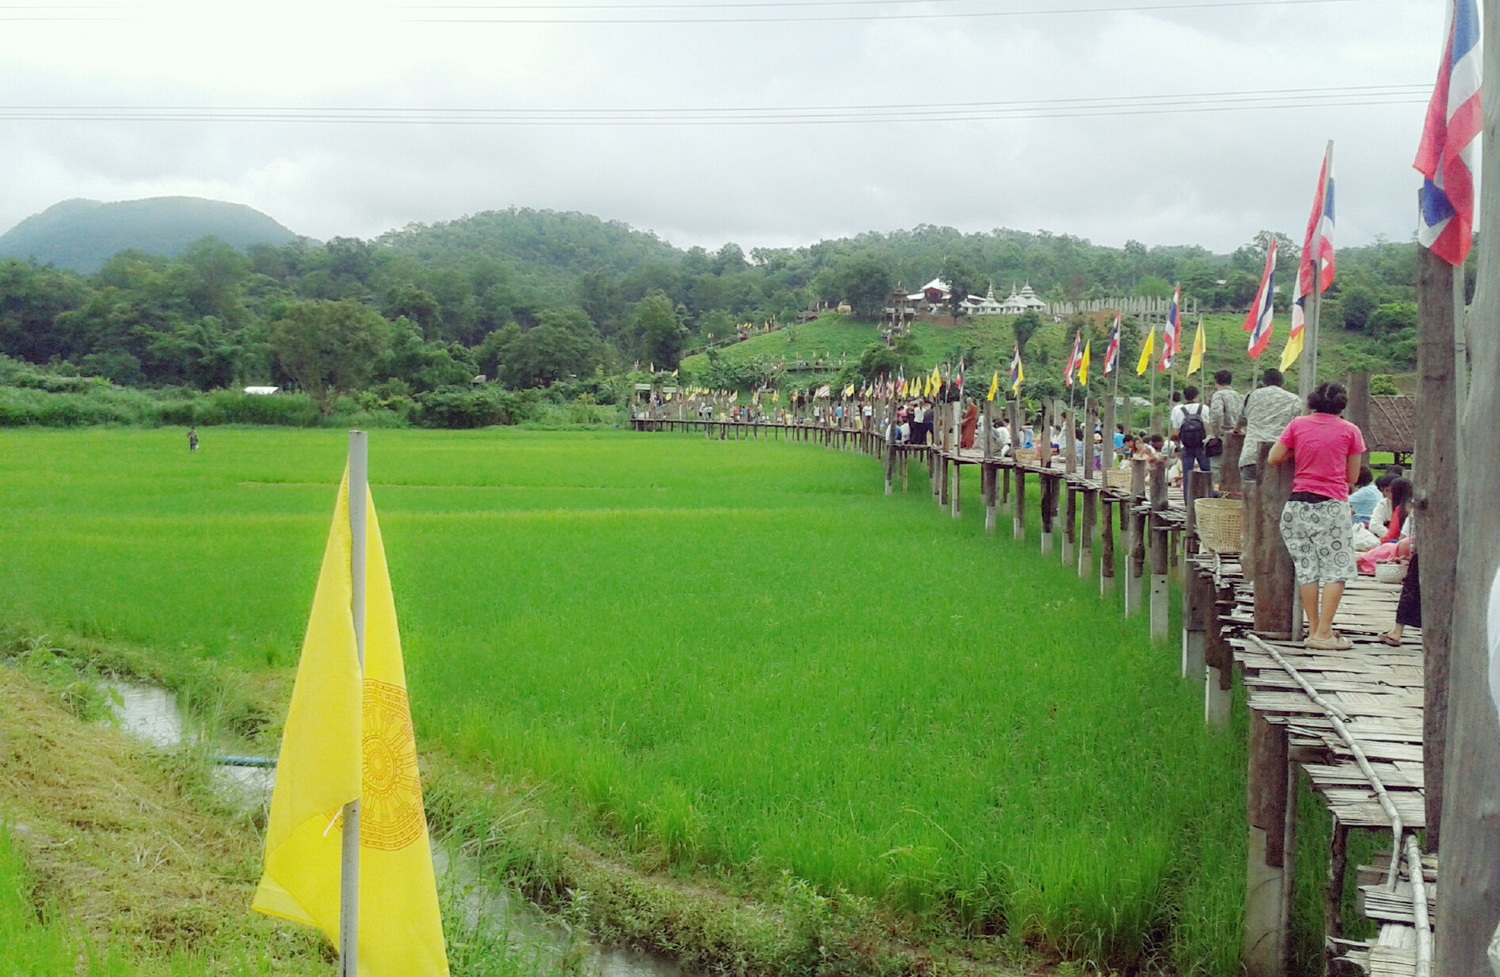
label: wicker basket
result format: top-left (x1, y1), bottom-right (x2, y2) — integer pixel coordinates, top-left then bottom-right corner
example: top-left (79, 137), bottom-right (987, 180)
top-left (1014, 447), bottom-right (1041, 467)
top-left (1375, 562), bottom-right (1409, 585)
top-left (1105, 468), bottom-right (1134, 492)
top-left (1194, 498), bottom-right (1245, 554)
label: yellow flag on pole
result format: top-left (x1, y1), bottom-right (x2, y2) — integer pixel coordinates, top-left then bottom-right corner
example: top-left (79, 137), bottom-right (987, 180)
top-left (1078, 341), bottom-right (1092, 387)
top-left (1279, 327), bottom-right (1304, 373)
top-left (987, 370), bottom-right (1000, 402)
top-left (254, 468), bottom-right (449, 977)
top-left (1136, 327), bottom-right (1155, 376)
top-left (1187, 320), bottom-right (1206, 375)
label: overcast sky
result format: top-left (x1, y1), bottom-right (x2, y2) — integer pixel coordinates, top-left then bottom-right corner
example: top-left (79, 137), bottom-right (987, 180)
top-left (0, 0), bottom-right (1458, 256)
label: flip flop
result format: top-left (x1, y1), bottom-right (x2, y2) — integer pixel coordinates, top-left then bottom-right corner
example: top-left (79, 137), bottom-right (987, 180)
top-left (1306, 635), bottom-right (1354, 651)
top-left (1378, 634), bottom-right (1402, 647)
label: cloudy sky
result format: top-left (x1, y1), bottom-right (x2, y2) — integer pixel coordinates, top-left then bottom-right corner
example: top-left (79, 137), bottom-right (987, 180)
top-left (0, 0), bottom-right (1456, 255)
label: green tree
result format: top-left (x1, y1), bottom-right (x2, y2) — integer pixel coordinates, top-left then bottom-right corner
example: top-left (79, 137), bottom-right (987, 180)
top-left (824, 252), bottom-right (892, 319)
top-left (269, 300), bottom-right (389, 403)
top-left (1012, 309), bottom-right (1044, 355)
top-left (633, 292), bottom-right (687, 371)
top-left (940, 256), bottom-right (979, 321)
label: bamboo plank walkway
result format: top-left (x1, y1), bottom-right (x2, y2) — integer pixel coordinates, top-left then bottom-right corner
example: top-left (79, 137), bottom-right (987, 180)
top-left (631, 412), bottom-right (1434, 976)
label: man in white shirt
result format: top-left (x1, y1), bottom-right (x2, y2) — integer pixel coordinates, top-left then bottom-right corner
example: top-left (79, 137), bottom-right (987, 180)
top-left (1236, 367), bottom-right (1304, 481)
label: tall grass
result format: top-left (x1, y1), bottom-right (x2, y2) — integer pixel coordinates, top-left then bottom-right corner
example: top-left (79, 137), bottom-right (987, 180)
top-left (0, 427), bottom-right (1249, 973)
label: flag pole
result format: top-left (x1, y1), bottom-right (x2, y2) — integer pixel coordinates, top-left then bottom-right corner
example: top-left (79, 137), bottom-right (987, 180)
top-left (340, 430), bottom-right (368, 977)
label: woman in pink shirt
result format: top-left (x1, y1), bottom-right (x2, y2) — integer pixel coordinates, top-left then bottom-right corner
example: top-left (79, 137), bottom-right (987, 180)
top-left (1267, 382), bottom-right (1366, 650)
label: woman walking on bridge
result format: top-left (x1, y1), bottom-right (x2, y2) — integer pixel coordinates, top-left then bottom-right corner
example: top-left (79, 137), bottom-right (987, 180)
top-left (1268, 381), bottom-right (1366, 651)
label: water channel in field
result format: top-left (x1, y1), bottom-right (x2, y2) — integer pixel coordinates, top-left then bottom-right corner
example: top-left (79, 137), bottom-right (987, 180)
top-left (105, 680), bottom-right (687, 977)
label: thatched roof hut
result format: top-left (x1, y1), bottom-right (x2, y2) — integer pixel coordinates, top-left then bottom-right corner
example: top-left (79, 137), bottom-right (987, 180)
top-left (1367, 395), bottom-right (1416, 459)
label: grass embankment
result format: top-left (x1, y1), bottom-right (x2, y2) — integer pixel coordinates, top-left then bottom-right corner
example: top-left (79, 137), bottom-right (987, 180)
top-left (4, 427), bottom-right (1250, 974)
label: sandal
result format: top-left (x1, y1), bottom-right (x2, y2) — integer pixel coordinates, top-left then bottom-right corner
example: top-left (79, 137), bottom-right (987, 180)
top-left (1378, 634), bottom-right (1402, 647)
top-left (1306, 634), bottom-right (1354, 651)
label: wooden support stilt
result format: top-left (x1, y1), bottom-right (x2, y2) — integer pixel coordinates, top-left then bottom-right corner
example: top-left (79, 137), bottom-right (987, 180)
top-left (982, 465), bottom-right (997, 533)
top-left (1244, 712), bottom-right (1294, 977)
top-left (1040, 473), bottom-right (1055, 555)
top-left (1182, 470), bottom-right (1211, 681)
top-left (1204, 584), bottom-right (1233, 726)
top-left (1125, 459), bottom-right (1146, 615)
top-left (950, 460), bottom-right (961, 519)
top-left (884, 440), bottom-right (895, 497)
top-left (1252, 443), bottom-right (1297, 638)
top-left (1149, 460), bottom-right (1170, 641)
top-left (1079, 486), bottom-right (1097, 580)
top-left (1062, 485), bottom-right (1077, 562)
top-left (1100, 497), bottom-right (1116, 596)
top-left (1014, 468), bottom-right (1027, 542)
top-left (939, 456), bottom-right (951, 508)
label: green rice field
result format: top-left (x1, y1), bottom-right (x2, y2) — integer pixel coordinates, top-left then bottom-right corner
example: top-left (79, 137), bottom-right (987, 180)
top-left (1, 427), bottom-right (1250, 974)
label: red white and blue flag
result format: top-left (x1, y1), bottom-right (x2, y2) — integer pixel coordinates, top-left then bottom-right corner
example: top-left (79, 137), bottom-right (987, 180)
top-left (1160, 285), bottom-right (1182, 371)
top-left (1244, 238), bottom-right (1278, 359)
top-left (1103, 313), bottom-right (1121, 376)
top-left (1415, 0), bottom-right (1482, 267)
top-left (1064, 332), bottom-right (1082, 387)
top-left (1284, 143), bottom-right (1336, 372)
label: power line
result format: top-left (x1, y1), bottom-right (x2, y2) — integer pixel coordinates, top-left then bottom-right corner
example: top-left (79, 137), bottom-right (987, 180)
top-left (0, 85), bottom-right (1427, 126)
top-left (402, 0), bottom-right (1400, 24)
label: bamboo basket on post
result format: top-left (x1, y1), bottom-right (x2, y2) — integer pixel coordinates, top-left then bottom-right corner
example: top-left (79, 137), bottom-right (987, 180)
top-left (1194, 498), bottom-right (1245, 554)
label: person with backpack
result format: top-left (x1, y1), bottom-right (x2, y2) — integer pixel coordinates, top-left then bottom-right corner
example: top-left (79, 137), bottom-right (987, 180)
top-left (1170, 385), bottom-right (1211, 475)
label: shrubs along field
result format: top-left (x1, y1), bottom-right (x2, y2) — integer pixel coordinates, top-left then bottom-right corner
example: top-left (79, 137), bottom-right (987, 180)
top-left (3, 427), bottom-right (1248, 974)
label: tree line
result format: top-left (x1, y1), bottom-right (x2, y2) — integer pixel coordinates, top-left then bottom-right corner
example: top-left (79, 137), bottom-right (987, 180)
top-left (0, 208), bottom-right (1431, 404)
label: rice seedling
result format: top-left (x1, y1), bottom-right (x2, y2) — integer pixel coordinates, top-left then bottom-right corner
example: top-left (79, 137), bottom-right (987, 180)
top-left (1, 426), bottom-right (1252, 973)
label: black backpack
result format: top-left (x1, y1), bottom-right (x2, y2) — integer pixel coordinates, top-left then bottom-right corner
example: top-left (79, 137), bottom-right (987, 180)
top-left (1178, 403), bottom-right (1207, 449)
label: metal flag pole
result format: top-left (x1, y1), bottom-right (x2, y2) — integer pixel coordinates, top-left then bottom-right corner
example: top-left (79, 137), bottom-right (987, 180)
top-left (340, 430), bottom-right (368, 977)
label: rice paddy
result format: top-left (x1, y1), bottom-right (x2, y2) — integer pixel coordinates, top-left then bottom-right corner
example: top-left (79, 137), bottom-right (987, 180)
top-left (1, 427), bottom-right (1250, 974)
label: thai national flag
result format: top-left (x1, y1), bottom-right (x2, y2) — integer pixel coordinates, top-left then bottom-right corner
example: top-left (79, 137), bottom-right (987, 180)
top-left (1103, 313), bottom-right (1121, 376)
top-left (1064, 332), bottom-right (1082, 387)
top-left (1161, 285), bottom-right (1181, 371)
top-left (1415, 0), bottom-right (1482, 266)
top-left (1245, 238), bottom-right (1277, 359)
top-left (1284, 144), bottom-right (1335, 372)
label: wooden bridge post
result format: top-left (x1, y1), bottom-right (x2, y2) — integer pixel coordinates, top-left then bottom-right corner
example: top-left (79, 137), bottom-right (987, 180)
top-left (1244, 710), bottom-right (1294, 977)
top-left (1014, 467), bottom-right (1027, 542)
top-left (1182, 470), bottom-right (1212, 682)
top-left (1125, 458), bottom-right (1146, 615)
top-left (1062, 485), bottom-right (1077, 562)
top-left (1149, 460), bottom-right (1170, 641)
top-left (884, 431), bottom-right (896, 497)
top-left (1063, 407), bottom-right (1077, 475)
top-left (1000, 465), bottom-right (1010, 508)
top-left (1079, 485), bottom-right (1097, 580)
top-left (982, 466), bottom-right (997, 532)
top-left (1204, 584), bottom-right (1233, 727)
top-left (951, 460), bottom-right (962, 520)
top-left (1040, 473), bottom-right (1056, 555)
top-left (1252, 443), bottom-right (1297, 638)
top-left (1099, 496), bottom-right (1115, 596)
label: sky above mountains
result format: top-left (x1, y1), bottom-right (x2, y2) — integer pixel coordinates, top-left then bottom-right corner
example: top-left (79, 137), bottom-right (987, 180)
top-left (0, 0), bottom-right (1457, 255)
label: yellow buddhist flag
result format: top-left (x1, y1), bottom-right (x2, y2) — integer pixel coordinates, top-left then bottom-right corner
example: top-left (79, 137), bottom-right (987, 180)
top-left (1187, 320), bottom-right (1206, 375)
top-left (987, 370), bottom-right (1000, 402)
top-left (1279, 326), bottom-right (1304, 373)
top-left (255, 467), bottom-right (449, 977)
top-left (1078, 341), bottom-right (1092, 387)
top-left (1136, 327), bottom-right (1155, 376)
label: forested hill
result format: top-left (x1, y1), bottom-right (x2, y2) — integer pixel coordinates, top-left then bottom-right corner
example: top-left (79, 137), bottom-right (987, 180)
top-left (0, 203), bottom-right (1425, 401)
top-left (0, 197), bottom-right (301, 274)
